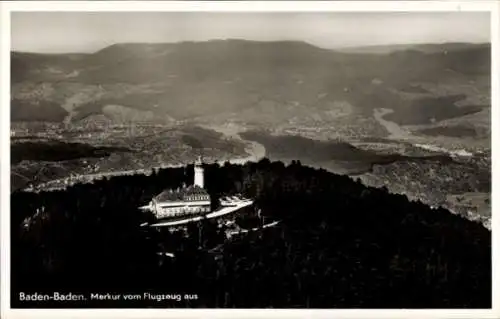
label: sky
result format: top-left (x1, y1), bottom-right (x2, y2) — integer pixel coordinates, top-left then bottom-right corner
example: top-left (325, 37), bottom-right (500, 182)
top-left (11, 12), bottom-right (490, 53)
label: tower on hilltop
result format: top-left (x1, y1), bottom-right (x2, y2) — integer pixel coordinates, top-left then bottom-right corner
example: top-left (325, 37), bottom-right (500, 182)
top-left (194, 155), bottom-right (204, 188)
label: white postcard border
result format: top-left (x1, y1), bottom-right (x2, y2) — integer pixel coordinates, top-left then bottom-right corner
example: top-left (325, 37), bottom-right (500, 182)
top-left (1, 1), bottom-right (498, 318)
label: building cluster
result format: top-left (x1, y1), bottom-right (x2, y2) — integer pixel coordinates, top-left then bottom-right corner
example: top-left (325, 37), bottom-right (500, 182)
top-left (140, 156), bottom-right (253, 225)
top-left (141, 156), bottom-right (212, 220)
top-left (151, 185), bottom-right (211, 219)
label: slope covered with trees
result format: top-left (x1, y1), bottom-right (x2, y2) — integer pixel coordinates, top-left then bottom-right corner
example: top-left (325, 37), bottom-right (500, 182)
top-left (11, 141), bottom-right (131, 164)
top-left (11, 41), bottom-right (490, 125)
top-left (11, 160), bottom-right (491, 308)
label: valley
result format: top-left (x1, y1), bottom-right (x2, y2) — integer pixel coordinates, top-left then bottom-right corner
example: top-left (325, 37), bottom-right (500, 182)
top-left (10, 40), bottom-right (491, 229)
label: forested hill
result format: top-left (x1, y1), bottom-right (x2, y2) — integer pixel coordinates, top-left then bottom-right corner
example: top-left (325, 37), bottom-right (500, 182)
top-left (11, 159), bottom-right (491, 308)
top-left (11, 40), bottom-right (490, 123)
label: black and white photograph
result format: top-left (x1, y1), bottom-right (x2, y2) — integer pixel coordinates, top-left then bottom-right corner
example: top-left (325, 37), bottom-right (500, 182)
top-left (1, 1), bottom-right (498, 316)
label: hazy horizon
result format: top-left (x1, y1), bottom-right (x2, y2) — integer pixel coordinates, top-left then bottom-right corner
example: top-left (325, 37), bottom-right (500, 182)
top-left (11, 12), bottom-right (490, 54)
top-left (10, 38), bottom-right (492, 55)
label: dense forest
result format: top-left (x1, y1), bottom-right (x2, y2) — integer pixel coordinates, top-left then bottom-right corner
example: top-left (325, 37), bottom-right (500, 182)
top-left (11, 141), bottom-right (131, 164)
top-left (11, 159), bottom-right (491, 308)
top-left (11, 99), bottom-right (68, 123)
top-left (240, 130), bottom-right (457, 174)
top-left (417, 125), bottom-right (483, 138)
top-left (382, 94), bottom-right (484, 125)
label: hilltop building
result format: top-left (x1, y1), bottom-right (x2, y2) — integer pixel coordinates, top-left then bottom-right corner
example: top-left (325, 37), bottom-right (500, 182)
top-left (140, 156), bottom-right (254, 227)
top-left (142, 156), bottom-right (211, 219)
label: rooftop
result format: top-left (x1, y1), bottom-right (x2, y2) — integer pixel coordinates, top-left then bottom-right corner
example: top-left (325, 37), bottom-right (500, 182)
top-left (154, 184), bottom-right (210, 203)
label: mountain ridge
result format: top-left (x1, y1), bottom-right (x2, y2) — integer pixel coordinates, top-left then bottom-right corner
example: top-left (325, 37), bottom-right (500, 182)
top-left (11, 39), bottom-right (490, 127)
top-left (12, 39), bottom-right (490, 55)
top-left (337, 42), bottom-right (490, 54)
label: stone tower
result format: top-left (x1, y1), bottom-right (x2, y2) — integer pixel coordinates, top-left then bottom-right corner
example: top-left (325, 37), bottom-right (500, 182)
top-left (194, 155), bottom-right (204, 188)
